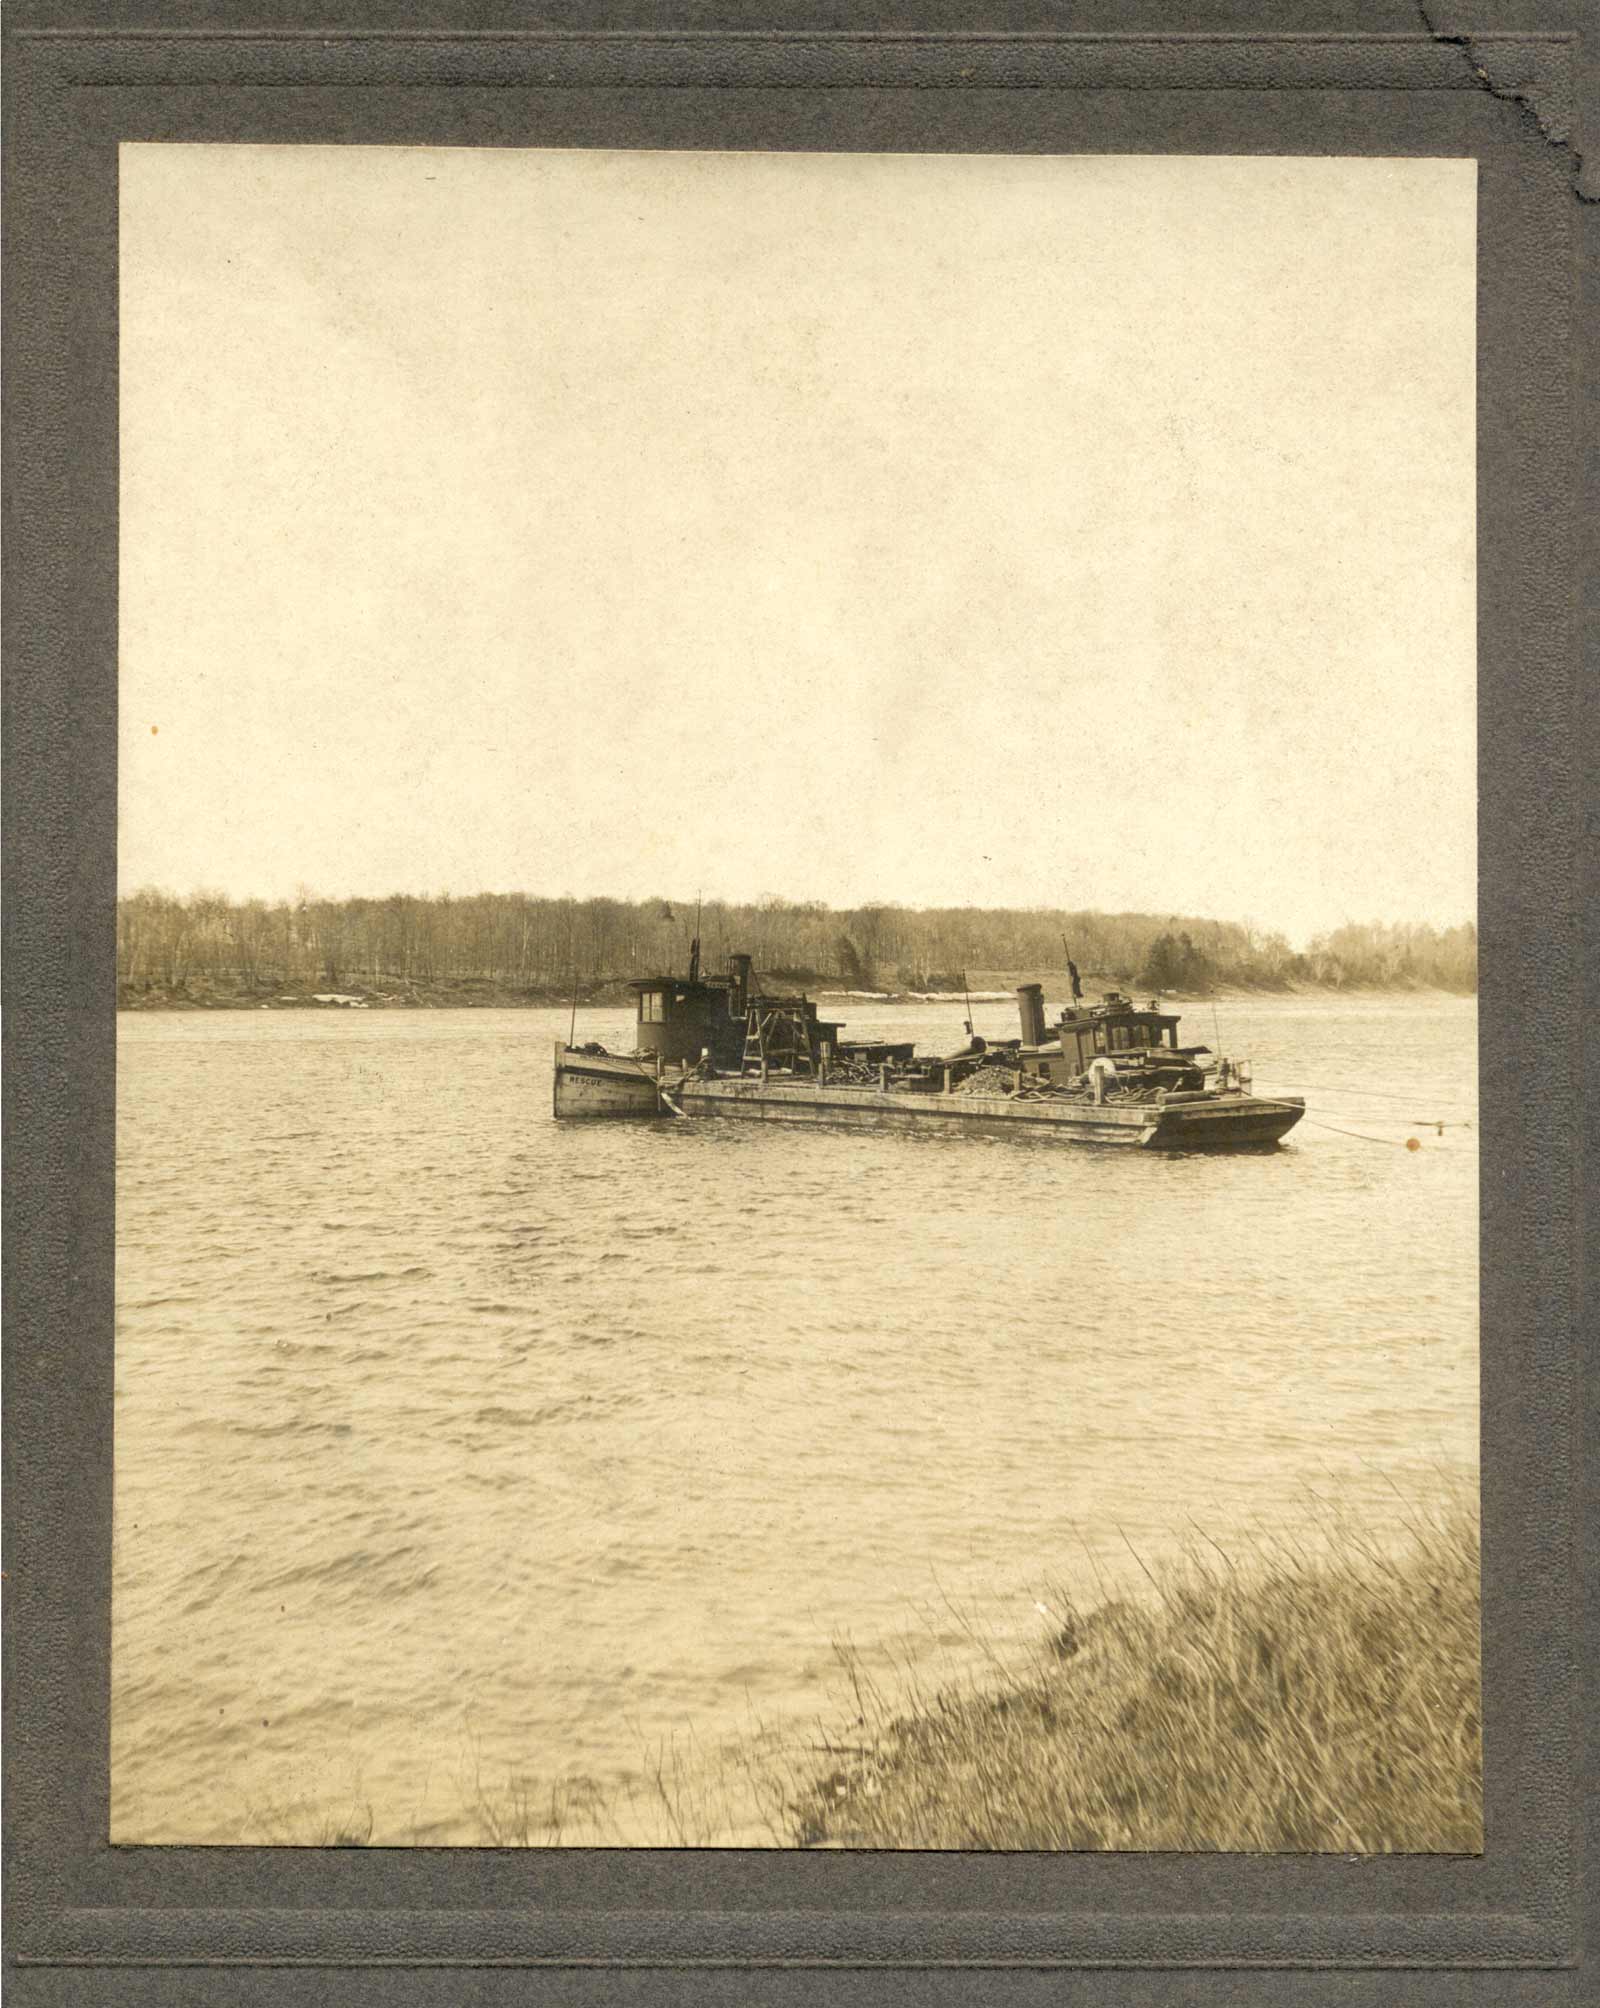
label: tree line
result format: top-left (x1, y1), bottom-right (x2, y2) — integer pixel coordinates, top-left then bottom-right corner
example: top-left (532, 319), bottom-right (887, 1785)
top-left (116, 889), bottom-right (1478, 1000)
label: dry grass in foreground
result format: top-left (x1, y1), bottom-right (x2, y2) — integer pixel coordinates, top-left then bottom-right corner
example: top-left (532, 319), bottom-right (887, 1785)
top-left (782, 1498), bottom-right (1481, 1852)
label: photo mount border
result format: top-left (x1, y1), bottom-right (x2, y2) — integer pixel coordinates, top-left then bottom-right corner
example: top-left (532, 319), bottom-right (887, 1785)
top-left (3, 10), bottom-right (1591, 2000)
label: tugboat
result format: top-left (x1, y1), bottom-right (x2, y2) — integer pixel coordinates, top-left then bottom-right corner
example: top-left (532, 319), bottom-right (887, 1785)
top-left (552, 948), bottom-right (1304, 1149)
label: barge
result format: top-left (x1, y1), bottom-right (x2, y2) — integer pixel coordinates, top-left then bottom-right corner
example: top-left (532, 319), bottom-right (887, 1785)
top-left (553, 949), bottom-right (1303, 1150)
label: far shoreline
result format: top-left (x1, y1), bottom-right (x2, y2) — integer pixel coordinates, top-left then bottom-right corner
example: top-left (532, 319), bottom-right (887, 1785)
top-left (116, 976), bottom-right (1478, 1015)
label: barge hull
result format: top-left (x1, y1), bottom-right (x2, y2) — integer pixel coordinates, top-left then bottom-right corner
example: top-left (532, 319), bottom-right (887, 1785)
top-left (1142, 1098), bottom-right (1305, 1149)
top-left (675, 1078), bottom-right (1302, 1149)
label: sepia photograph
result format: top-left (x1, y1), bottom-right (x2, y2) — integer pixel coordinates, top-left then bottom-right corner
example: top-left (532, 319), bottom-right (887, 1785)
top-left (114, 143), bottom-right (1479, 1851)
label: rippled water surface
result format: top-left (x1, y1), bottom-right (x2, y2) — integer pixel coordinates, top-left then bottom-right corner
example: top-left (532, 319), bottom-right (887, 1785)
top-left (113, 996), bottom-right (1478, 1844)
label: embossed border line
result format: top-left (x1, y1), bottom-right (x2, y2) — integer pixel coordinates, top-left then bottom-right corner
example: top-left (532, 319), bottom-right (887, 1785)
top-left (9, 1902), bottom-right (1571, 1970)
top-left (4, 26), bottom-right (1551, 92)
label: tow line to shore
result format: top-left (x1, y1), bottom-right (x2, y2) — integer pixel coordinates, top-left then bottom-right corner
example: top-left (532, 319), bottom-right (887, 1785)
top-left (1302, 1118), bottom-right (1408, 1147)
top-left (1251, 1076), bottom-right (1477, 1114)
top-left (1301, 1116), bottom-right (1446, 1148)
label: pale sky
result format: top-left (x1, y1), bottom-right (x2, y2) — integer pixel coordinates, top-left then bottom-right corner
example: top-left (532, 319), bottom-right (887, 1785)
top-left (120, 146), bottom-right (1475, 947)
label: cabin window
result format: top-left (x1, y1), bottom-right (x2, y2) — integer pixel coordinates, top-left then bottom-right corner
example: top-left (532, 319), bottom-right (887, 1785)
top-left (1093, 1028), bottom-right (1106, 1053)
top-left (1111, 1026), bottom-right (1127, 1050)
top-left (641, 992), bottom-right (664, 1022)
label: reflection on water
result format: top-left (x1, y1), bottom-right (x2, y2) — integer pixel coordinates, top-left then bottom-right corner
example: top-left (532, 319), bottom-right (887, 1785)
top-left (113, 996), bottom-right (1478, 1843)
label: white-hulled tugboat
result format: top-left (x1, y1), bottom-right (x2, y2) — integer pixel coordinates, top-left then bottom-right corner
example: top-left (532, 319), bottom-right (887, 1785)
top-left (553, 946), bottom-right (1304, 1150)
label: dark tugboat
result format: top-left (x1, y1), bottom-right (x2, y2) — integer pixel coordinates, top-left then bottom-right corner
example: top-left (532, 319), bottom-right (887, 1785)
top-left (553, 945), bottom-right (1304, 1150)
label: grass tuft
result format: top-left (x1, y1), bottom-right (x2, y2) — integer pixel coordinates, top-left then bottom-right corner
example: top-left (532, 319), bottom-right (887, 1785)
top-left (780, 1495), bottom-right (1481, 1852)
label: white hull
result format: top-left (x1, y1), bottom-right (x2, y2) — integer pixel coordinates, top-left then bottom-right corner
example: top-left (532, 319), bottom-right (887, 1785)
top-left (551, 1046), bottom-right (670, 1119)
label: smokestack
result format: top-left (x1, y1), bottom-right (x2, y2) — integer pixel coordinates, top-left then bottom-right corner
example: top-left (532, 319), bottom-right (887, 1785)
top-left (1017, 983), bottom-right (1047, 1047)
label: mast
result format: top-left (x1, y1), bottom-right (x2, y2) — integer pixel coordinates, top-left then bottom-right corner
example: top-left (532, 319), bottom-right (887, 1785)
top-left (566, 905), bottom-right (580, 1046)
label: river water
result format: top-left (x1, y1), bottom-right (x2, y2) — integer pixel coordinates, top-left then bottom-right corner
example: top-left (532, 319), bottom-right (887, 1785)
top-left (112, 994), bottom-right (1478, 1845)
